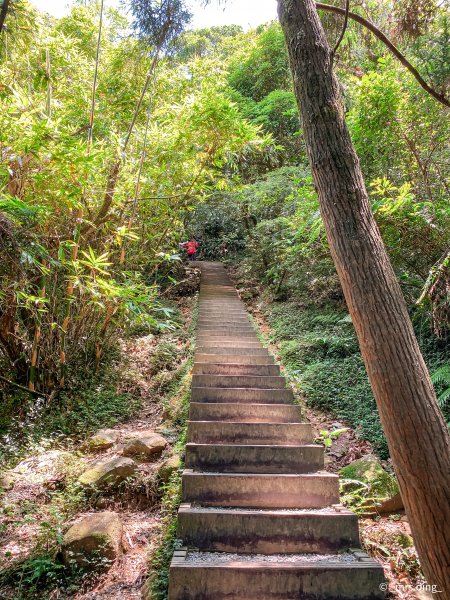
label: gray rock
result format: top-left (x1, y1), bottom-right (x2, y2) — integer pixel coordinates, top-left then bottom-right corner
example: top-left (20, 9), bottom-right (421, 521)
top-left (62, 511), bottom-right (123, 569)
top-left (78, 456), bottom-right (137, 489)
top-left (86, 429), bottom-right (119, 451)
top-left (10, 450), bottom-right (73, 487)
top-left (157, 454), bottom-right (181, 483)
top-left (122, 431), bottom-right (167, 461)
top-left (0, 472), bottom-right (15, 491)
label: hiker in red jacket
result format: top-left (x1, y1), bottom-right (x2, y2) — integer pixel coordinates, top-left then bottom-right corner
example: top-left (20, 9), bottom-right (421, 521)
top-left (181, 237), bottom-right (199, 261)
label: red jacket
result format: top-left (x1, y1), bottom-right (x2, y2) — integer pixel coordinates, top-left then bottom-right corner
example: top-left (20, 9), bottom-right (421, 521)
top-left (186, 240), bottom-right (198, 255)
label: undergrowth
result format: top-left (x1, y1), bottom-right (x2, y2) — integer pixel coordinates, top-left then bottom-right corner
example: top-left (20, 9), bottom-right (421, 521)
top-left (0, 349), bottom-right (140, 469)
top-left (146, 299), bottom-right (198, 600)
top-left (266, 302), bottom-right (449, 460)
top-left (0, 294), bottom-right (198, 600)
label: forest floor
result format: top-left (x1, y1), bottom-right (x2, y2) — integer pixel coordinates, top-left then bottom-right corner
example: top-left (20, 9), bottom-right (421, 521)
top-left (0, 286), bottom-right (197, 600)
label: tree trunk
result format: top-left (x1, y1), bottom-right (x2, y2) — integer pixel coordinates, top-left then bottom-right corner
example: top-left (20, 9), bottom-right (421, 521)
top-left (277, 0), bottom-right (450, 594)
top-left (0, 0), bottom-right (10, 33)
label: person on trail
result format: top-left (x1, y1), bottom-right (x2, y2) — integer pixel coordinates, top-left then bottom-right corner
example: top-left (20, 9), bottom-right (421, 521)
top-left (181, 236), bottom-right (199, 261)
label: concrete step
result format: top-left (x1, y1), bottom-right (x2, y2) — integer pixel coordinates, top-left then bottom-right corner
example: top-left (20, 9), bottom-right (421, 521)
top-left (195, 353), bottom-right (275, 364)
top-left (199, 317), bottom-right (249, 321)
top-left (199, 304), bottom-right (243, 308)
top-left (193, 363), bottom-right (280, 376)
top-left (182, 470), bottom-right (340, 508)
top-left (198, 321), bottom-right (251, 327)
top-left (191, 375), bottom-right (286, 389)
top-left (187, 422), bottom-right (313, 445)
top-left (195, 347), bottom-right (271, 356)
top-left (189, 402), bottom-right (301, 423)
top-left (169, 550), bottom-right (385, 600)
top-left (197, 333), bottom-right (259, 341)
top-left (197, 325), bottom-right (256, 337)
top-left (185, 443), bottom-right (323, 473)
top-left (196, 334), bottom-right (261, 341)
top-left (197, 323), bottom-right (255, 333)
top-left (196, 344), bottom-right (264, 351)
top-left (177, 504), bottom-right (360, 553)
top-left (191, 387), bottom-right (294, 404)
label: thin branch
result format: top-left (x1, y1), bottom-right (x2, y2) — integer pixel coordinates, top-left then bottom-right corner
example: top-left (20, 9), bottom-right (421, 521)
top-left (0, 374), bottom-right (45, 397)
top-left (332, 0), bottom-right (350, 56)
top-left (316, 2), bottom-right (450, 108)
top-left (137, 194), bottom-right (185, 201)
top-left (87, 0), bottom-right (104, 153)
top-left (122, 51), bottom-right (161, 153)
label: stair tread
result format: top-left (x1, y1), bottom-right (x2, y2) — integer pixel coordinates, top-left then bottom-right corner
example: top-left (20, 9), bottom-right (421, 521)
top-left (177, 550), bottom-right (380, 567)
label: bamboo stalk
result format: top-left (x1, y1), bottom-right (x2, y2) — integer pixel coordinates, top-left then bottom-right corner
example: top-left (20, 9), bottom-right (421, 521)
top-left (45, 48), bottom-right (51, 117)
top-left (29, 264), bottom-right (47, 391)
top-left (120, 68), bottom-right (158, 266)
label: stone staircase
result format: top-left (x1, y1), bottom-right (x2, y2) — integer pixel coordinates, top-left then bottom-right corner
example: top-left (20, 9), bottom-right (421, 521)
top-left (168, 262), bottom-right (385, 599)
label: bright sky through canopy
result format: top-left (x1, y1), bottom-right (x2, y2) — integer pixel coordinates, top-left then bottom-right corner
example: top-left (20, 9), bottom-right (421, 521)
top-left (31, 0), bottom-right (278, 29)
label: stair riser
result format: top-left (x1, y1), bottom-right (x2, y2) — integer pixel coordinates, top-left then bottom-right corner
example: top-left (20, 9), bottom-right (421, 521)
top-left (198, 324), bottom-right (252, 329)
top-left (197, 325), bottom-right (256, 336)
top-left (191, 387), bottom-right (294, 404)
top-left (195, 340), bottom-right (266, 356)
top-left (168, 564), bottom-right (385, 600)
top-left (182, 471), bottom-right (340, 508)
top-left (187, 422), bottom-right (313, 445)
top-left (192, 375), bottom-right (286, 389)
top-left (198, 317), bottom-right (251, 321)
top-left (197, 336), bottom-right (263, 348)
top-left (195, 354), bottom-right (274, 365)
top-left (197, 337), bottom-right (259, 343)
top-left (197, 327), bottom-right (258, 340)
top-left (185, 444), bottom-right (323, 473)
top-left (195, 347), bottom-right (270, 356)
top-left (189, 403), bottom-right (301, 423)
top-left (193, 364), bottom-right (280, 376)
top-left (198, 317), bottom-right (250, 321)
top-left (177, 508), bottom-right (360, 553)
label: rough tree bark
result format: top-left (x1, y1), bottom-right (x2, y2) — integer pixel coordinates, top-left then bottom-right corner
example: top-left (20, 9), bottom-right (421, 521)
top-left (277, 0), bottom-right (450, 594)
top-left (0, 0), bottom-right (10, 33)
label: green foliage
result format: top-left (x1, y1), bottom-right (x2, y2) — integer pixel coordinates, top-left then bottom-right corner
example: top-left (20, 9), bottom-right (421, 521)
top-left (149, 341), bottom-right (179, 375)
top-left (267, 303), bottom-right (389, 457)
top-left (148, 475), bottom-right (182, 600)
top-left (303, 356), bottom-right (389, 458)
top-left (0, 350), bottom-right (140, 467)
top-left (228, 22), bottom-right (290, 102)
top-left (129, 0), bottom-right (192, 50)
top-left (315, 428), bottom-right (349, 448)
top-left (431, 365), bottom-right (450, 411)
top-left (0, 1), bottom-right (266, 399)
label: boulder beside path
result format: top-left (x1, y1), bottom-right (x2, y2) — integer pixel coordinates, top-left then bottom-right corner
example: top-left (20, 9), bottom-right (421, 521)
top-left (62, 511), bottom-right (123, 569)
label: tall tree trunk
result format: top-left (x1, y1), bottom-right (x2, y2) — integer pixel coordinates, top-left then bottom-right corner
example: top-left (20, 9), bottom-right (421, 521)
top-left (277, 0), bottom-right (450, 594)
top-left (0, 0), bottom-right (10, 33)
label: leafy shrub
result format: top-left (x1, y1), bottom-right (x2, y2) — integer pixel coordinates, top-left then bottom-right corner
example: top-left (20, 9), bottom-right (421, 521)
top-left (150, 341), bottom-right (179, 375)
top-left (300, 355), bottom-right (389, 459)
top-left (266, 303), bottom-right (389, 458)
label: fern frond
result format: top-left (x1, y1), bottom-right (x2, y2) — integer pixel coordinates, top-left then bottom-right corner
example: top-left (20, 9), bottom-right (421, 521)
top-left (431, 365), bottom-right (450, 386)
top-left (437, 387), bottom-right (450, 408)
